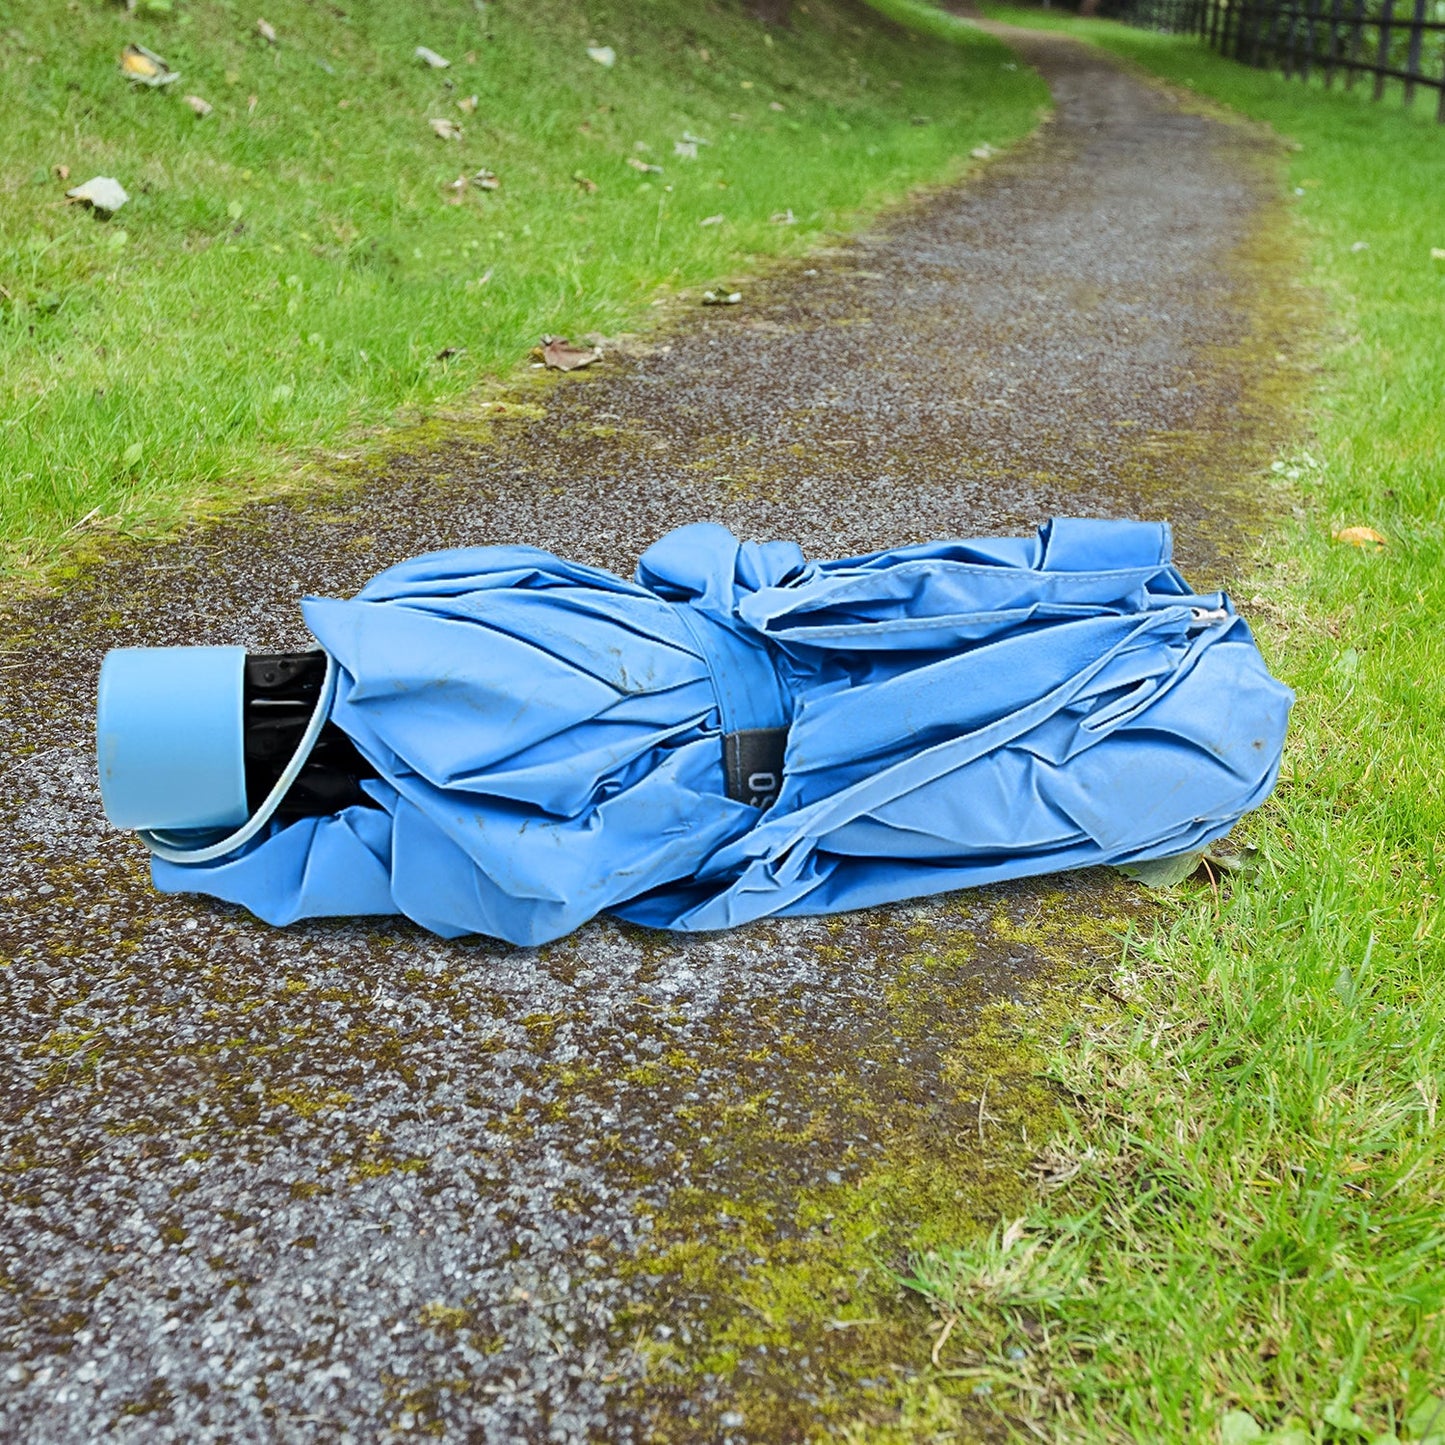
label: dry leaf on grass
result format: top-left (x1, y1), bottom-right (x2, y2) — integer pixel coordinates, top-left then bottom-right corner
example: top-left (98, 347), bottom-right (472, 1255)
top-left (572, 171), bottom-right (598, 193)
top-left (66, 176), bottom-right (129, 214)
top-left (121, 43), bottom-right (179, 86)
top-left (539, 336), bottom-right (602, 371)
top-left (457, 94), bottom-right (478, 114)
top-left (1333, 525), bottom-right (1387, 549)
top-left (415, 45), bottom-right (450, 68)
top-left (626, 156), bottom-right (662, 174)
top-left (1117, 851), bottom-right (1205, 888)
top-left (184, 94), bottom-right (213, 117)
top-left (587, 45), bottom-right (616, 68)
top-left (54, 164), bottom-right (70, 181)
top-left (449, 169), bottom-right (498, 197)
top-left (256, 17), bottom-right (277, 43)
top-left (430, 117), bottom-right (463, 140)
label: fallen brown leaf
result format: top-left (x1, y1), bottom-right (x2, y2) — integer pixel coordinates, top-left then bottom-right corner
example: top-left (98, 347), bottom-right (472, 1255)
top-left (457, 94), bottom-right (479, 114)
top-left (450, 169), bottom-right (498, 197)
top-left (540, 336), bottom-right (602, 371)
top-left (54, 163), bottom-right (70, 181)
top-left (626, 156), bottom-right (662, 174)
top-left (572, 171), bottom-right (598, 193)
top-left (1333, 526), bottom-right (1387, 549)
top-left (430, 117), bottom-right (463, 140)
top-left (121, 43), bottom-right (179, 86)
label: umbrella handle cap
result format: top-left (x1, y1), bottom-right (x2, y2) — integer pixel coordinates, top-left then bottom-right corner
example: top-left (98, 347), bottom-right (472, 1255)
top-left (97, 645), bottom-right (250, 833)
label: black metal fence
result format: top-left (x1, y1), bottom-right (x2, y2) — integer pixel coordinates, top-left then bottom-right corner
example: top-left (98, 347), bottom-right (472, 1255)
top-left (1096, 0), bottom-right (1445, 120)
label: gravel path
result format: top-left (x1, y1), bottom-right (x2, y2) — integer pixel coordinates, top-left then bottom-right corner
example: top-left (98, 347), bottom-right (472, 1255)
top-left (0, 28), bottom-right (1306, 1443)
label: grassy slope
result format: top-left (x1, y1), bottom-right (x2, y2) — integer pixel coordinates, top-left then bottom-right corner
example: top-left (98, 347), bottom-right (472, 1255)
top-left (908, 10), bottom-right (1445, 1444)
top-left (0, 0), bottom-right (1043, 576)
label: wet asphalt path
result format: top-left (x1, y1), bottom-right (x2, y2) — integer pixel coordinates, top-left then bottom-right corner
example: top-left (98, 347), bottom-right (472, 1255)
top-left (0, 28), bottom-right (1306, 1444)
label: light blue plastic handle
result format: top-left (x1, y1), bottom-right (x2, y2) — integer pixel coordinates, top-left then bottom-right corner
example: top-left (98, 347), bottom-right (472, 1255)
top-left (98, 645), bottom-right (250, 832)
top-left (138, 651), bottom-right (338, 865)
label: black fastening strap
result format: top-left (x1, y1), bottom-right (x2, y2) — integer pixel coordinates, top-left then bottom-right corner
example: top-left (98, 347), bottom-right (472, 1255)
top-left (723, 728), bottom-right (788, 810)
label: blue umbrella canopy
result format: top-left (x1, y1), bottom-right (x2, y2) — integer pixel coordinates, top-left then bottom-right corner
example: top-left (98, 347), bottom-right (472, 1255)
top-left (144, 519), bottom-right (1292, 945)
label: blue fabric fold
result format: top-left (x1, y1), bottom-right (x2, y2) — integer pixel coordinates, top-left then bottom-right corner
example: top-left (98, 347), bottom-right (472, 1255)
top-left (152, 520), bottom-right (1293, 945)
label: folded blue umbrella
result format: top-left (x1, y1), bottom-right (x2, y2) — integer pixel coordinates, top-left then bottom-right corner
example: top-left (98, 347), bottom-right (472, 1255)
top-left (131, 519), bottom-right (1291, 945)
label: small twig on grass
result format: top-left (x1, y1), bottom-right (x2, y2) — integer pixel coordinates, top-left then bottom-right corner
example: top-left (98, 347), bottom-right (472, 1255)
top-left (1201, 854), bottom-right (1221, 912)
top-left (1093, 979), bottom-right (1131, 1008)
top-left (60, 506), bottom-right (102, 538)
top-left (930, 1312), bottom-right (957, 1367)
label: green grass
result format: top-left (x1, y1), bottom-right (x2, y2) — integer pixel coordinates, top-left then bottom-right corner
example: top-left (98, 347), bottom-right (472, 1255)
top-left (0, 0), bottom-right (1044, 576)
top-left (905, 11), bottom-right (1445, 1444)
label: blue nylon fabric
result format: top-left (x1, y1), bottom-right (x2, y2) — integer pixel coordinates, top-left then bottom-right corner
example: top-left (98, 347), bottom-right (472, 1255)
top-left (151, 519), bottom-right (1293, 945)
